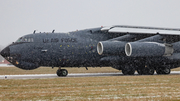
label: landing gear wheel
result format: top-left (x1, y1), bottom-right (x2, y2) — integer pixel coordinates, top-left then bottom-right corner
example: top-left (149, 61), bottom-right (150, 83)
top-left (122, 65), bottom-right (135, 75)
top-left (57, 69), bottom-right (68, 77)
top-left (163, 67), bottom-right (171, 74)
top-left (137, 66), bottom-right (154, 75)
top-left (145, 67), bottom-right (154, 75)
top-left (156, 68), bottom-right (162, 74)
top-left (137, 68), bottom-right (143, 75)
top-left (156, 66), bottom-right (170, 75)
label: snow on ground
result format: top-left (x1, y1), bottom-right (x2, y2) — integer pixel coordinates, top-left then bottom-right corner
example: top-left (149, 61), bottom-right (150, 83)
top-left (0, 64), bottom-right (14, 67)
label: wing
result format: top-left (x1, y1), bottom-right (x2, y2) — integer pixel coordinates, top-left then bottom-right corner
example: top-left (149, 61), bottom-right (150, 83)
top-left (100, 25), bottom-right (180, 43)
top-left (101, 25), bottom-right (180, 35)
top-left (98, 25), bottom-right (180, 57)
top-left (98, 25), bottom-right (180, 75)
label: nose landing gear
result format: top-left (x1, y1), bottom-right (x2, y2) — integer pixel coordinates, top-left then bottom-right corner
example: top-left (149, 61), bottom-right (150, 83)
top-left (56, 67), bottom-right (68, 77)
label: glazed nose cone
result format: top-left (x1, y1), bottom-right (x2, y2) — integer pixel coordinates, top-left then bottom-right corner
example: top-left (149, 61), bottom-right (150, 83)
top-left (0, 46), bottom-right (10, 57)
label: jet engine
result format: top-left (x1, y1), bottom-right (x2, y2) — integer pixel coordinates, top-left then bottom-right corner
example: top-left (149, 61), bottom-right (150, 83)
top-left (97, 41), bottom-right (126, 55)
top-left (125, 42), bottom-right (174, 57)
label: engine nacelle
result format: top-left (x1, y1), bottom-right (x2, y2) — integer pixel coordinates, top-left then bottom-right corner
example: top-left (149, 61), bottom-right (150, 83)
top-left (97, 41), bottom-right (126, 55)
top-left (125, 42), bottom-right (174, 57)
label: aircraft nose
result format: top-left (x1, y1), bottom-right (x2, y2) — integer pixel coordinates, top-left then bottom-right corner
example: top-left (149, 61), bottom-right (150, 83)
top-left (0, 46), bottom-right (10, 57)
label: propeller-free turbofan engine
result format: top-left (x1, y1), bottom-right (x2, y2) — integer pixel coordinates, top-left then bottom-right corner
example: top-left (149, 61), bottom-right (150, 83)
top-left (97, 41), bottom-right (126, 55)
top-left (125, 42), bottom-right (174, 57)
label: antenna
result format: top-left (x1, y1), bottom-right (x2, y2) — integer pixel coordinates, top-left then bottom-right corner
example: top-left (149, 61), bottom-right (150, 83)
top-left (52, 30), bottom-right (55, 33)
top-left (33, 30), bottom-right (36, 34)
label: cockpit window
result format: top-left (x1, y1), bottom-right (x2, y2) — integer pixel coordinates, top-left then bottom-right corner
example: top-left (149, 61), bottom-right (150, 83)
top-left (30, 38), bottom-right (34, 42)
top-left (16, 37), bottom-right (23, 42)
top-left (16, 37), bottom-right (34, 43)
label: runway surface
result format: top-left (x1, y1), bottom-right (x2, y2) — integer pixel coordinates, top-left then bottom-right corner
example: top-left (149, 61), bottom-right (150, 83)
top-left (0, 71), bottom-right (180, 79)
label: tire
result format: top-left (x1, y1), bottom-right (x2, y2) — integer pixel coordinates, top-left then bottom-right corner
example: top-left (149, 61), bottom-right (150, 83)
top-left (122, 65), bottom-right (135, 75)
top-left (56, 69), bottom-right (68, 77)
top-left (137, 68), bottom-right (143, 75)
top-left (156, 66), bottom-right (171, 75)
top-left (122, 69), bottom-right (128, 75)
top-left (61, 69), bottom-right (68, 76)
top-left (162, 67), bottom-right (171, 74)
top-left (137, 66), bottom-right (154, 75)
top-left (57, 69), bottom-right (62, 76)
top-left (129, 69), bottom-right (135, 75)
top-left (146, 67), bottom-right (154, 75)
top-left (156, 68), bottom-right (162, 74)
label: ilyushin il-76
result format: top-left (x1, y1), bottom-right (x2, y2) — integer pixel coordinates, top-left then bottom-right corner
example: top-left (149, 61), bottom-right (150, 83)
top-left (1, 25), bottom-right (180, 76)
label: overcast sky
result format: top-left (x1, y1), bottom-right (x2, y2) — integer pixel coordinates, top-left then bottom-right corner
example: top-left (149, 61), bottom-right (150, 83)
top-left (1, 0), bottom-right (180, 47)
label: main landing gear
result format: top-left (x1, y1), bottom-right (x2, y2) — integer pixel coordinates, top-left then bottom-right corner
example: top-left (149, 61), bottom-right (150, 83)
top-left (137, 65), bottom-right (154, 75)
top-left (156, 66), bottom-right (171, 75)
top-left (56, 67), bottom-right (68, 77)
top-left (120, 65), bottom-right (171, 75)
top-left (122, 65), bottom-right (135, 75)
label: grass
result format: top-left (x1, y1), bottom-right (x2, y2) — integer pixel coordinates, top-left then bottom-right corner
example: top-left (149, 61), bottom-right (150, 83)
top-left (0, 66), bottom-right (120, 75)
top-left (1, 75), bottom-right (180, 100)
top-left (1, 66), bottom-right (180, 100)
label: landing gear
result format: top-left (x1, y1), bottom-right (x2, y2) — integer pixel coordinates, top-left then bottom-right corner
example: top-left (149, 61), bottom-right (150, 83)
top-left (56, 68), bottom-right (68, 77)
top-left (156, 66), bottom-right (171, 75)
top-left (137, 68), bottom-right (143, 75)
top-left (122, 65), bottom-right (135, 75)
top-left (137, 65), bottom-right (154, 75)
top-left (119, 64), bottom-right (171, 75)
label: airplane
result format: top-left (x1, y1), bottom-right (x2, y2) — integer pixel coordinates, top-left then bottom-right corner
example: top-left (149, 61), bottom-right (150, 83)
top-left (1, 25), bottom-right (180, 77)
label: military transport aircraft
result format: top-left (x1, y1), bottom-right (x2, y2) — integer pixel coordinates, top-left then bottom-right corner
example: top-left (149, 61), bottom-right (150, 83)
top-left (1, 25), bottom-right (180, 76)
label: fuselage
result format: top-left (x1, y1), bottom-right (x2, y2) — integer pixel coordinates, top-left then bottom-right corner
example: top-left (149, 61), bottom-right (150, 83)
top-left (1, 27), bottom-right (113, 69)
top-left (1, 26), bottom-right (180, 73)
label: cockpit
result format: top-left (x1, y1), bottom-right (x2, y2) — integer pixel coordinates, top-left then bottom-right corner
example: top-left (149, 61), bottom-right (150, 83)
top-left (16, 37), bottom-right (34, 43)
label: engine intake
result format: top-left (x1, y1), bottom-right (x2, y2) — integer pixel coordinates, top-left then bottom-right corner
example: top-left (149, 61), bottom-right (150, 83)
top-left (125, 42), bottom-right (174, 57)
top-left (97, 41), bottom-right (126, 55)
